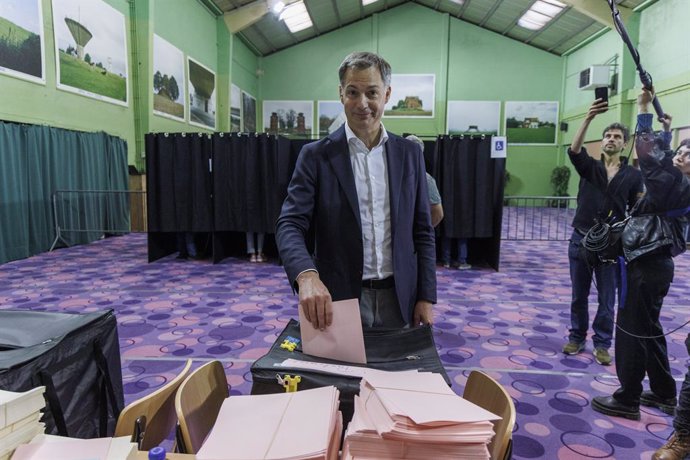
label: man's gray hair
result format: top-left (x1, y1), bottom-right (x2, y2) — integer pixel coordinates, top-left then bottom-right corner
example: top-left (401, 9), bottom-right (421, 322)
top-left (405, 134), bottom-right (425, 153)
top-left (338, 52), bottom-right (392, 87)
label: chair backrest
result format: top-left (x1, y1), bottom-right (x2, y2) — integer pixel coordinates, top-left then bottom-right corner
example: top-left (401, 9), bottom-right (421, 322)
top-left (174, 360), bottom-right (229, 454)
top-left (114, 359), bottom-right (192, 450)
top-left (462, 370), bottom-right (516, 460)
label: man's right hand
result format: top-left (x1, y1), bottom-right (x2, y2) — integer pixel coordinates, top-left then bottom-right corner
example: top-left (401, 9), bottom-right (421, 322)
top-left (296, 271), bottom-right (333, 330)
top-left (586, 98), bottom-right (609, 121)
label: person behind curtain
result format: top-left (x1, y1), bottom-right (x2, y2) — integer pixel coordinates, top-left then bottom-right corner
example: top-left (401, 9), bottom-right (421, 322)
top-left (176, 232), bottom-right (197, 260)
top-left (592, 88), bottom-right (688, 424)
top-left (246, 232), bottom-right (265, 262)
top-left (563, 98), bottom-right (643, 366)
top-left (441, 237), bottom-right (470, 270)
top-left (653, 138), bottom-right (690, 460)
top-left (276, 51), bottom-right (437, 330)
top-left (404, 135), bottom-right (444, 227)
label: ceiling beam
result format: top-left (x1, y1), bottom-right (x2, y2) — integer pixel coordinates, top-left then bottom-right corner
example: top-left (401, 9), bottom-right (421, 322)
top-left (223, 0), bottom-right (269, 33)
top-left (560, 0), bottom-right (632, 29)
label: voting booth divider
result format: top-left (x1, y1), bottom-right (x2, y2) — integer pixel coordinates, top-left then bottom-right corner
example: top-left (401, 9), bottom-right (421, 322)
top-left (146, 133), bottom-right (505, 268)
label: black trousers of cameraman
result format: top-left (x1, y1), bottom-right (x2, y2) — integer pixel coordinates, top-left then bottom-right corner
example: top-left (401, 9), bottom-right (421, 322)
top-left (613, 253), bottom-right (677, 405)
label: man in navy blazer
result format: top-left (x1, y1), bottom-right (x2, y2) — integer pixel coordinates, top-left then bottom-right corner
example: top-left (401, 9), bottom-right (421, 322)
top-left (276, 52), bottom-right (437, 330)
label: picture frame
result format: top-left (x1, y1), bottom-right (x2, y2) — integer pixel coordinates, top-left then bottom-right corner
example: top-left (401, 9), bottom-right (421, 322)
top-left (0, 0), bottom-right (45, 84)
top-left (317, 101), bottom-right (345, 137)
top-left (446, 101), bottom-right (501, 136)
top-left (241, 90), bottom-right (256, 132)
top-left (230, 83), bottom-right (241, 132)
top-left (152, 34), bottom-right (185, 122)
top-left (262, 100), bottom-right (313, 138)
top-left (504, 101), bottom-right (559, 145)
top-left (187, 56), bottom-right (216, 130)
top-left (52, 0), bottom-right (129, 106)
top-left (384, 74), bottom-right (435, 118)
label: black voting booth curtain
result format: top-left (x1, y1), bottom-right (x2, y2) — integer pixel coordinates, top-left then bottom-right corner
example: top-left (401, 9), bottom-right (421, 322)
top-left (146, 133), bottom-right (296, 262)
top-left (145, 133), bottom-right (213, 232)
top-left (430, 136), bottom-right (506, 269)
top-left (213, 133), bottom-right (291, 233)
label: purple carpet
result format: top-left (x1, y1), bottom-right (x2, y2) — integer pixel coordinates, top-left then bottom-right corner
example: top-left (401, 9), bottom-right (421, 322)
top-left (1, 232), bottom-right (689, 459)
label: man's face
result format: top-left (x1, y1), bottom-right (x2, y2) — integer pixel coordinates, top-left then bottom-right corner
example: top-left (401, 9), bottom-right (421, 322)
top-left (602, 129), bottom-right (627, 156)
top-left (339, 66), bottom-right (391, 136)
top-left (673, 145), bottom-right (690, 176)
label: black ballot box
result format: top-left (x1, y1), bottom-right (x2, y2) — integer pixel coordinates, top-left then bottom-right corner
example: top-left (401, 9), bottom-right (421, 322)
top-left (251, 319), bottom-right (450, 428)
top-left (0, 309), bottom-right (123, 438)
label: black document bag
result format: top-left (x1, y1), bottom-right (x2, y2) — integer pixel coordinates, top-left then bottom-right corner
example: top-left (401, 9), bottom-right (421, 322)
top-left (0, 309), bottom-right (123, 439)
top-left (251, 319), bottom-right (450, 427)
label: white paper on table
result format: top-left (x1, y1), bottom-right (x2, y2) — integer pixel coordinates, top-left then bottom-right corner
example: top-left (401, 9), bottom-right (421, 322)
top-left (298, 298), bottom-right (367, 364)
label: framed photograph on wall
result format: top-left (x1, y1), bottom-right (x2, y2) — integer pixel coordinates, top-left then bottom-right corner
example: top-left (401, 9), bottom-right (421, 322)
top-left (384, 74), bottom-right (435, 118)
top-left (152, 34), bottom-right (185, 122)
top-left (187, 56), bottom-right (216, 130)
top-left (447, 101), bottom-right (500, 136)
top-left (242, 90), bottom-right (256, 132)
top-left (230, 83), bottom-right (241, 132)
top-left (262, 100), bottom-right (313, 138)
top-left (0, 0), bottom-right (45, 84)
top-left (504, 101), bottom-right (559, 145)
top-left (52, 0), bottom-right (129, 106)
top-left (318, 101), bottom-right (345, 137)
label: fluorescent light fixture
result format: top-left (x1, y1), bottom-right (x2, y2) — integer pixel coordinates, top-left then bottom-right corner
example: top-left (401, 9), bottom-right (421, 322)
top-left (271, 1), bottom-right (285, 14)
top-left (279, 1), bottom-right (312, 33)
top-left (531, 0), bottom-right (562, 17)
top-left (517, 0), bottom-right (565, 31)
top-left (362, 0), bottom-right (379, 5)
top-left (448, 0), bottom-right (464, 4)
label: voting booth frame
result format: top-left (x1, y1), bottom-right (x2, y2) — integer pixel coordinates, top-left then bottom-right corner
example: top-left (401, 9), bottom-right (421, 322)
top-left (146, 133), bottom-right (506, 269)
top-left (0, 310), bottom-right (123, 439)
top-left (251, 319), bottom-right (450, 430)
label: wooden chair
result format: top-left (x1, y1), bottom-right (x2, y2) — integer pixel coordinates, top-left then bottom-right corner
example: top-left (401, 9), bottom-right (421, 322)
top-left (114, 359), bottom-right (192, 450)
top-left (463, 370), bottom-right (516, 460)
top-left (174, 360), bottom-right (229, 454)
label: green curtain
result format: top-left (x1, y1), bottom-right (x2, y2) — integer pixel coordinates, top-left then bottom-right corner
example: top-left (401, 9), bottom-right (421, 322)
top-left (0, 123), bottom-right (30, 263)
top-left (0, 122), bottom-right (128, 264)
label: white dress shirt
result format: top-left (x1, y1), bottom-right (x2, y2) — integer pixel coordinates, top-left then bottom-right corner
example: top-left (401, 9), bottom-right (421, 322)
top-left (344, 122), bottom-right (393, 280)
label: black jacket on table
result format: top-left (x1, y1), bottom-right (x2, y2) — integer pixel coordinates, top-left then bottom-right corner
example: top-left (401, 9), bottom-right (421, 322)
top-left (568, 147), bottom-right (643, 233)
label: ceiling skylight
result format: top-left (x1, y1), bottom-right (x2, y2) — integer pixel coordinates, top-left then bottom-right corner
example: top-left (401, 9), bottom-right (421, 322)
top-left (279, 1), bottom-right (312, 33)
top-left (517, 0), bottom-right (566, 31)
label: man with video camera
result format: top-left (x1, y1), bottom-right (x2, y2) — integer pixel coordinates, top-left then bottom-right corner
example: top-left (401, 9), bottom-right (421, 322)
top-left (563, 97), bottom-right (643, 365)
top-left (592, 89), bottom-right (689, 432)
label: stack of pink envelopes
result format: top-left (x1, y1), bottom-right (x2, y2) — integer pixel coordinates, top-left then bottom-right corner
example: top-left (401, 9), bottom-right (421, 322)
top-left (196, 386), bottom-right (342, 460)
top-left (342, 371), bottom-right (499, 459)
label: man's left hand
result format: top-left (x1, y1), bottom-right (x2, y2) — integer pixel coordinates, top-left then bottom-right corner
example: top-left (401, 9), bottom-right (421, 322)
top-left (412, 301), bottom-right (433, 327)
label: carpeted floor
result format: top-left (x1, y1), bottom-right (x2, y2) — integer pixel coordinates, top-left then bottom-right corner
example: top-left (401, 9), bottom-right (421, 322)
top-left (1, 232), bottom-right (689, 459)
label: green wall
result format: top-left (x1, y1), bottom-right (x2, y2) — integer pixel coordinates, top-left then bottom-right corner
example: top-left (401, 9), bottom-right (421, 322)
top-left (2, 0), bottom-right (688, 197)
top-left (260, 2), bottom-right (564, 196)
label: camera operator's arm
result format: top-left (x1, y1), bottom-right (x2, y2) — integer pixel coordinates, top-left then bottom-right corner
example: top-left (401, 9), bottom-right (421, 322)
top-left (636, 89), bottom-right (657, 161)
top-left (571, 99), bottom-right (609, 154)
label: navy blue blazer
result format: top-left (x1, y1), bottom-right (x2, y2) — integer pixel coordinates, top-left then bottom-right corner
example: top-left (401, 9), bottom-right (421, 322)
top-left (276, 126), bottom-right (437, 323)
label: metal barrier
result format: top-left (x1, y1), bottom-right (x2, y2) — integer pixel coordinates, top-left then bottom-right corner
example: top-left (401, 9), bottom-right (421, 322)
top-left (502, 196), bottom-right (576, 241)
top-left (50, 189), bottom-right (147, 251)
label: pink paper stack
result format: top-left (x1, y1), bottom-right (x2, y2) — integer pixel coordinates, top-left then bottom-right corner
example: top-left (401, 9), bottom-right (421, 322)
top-left (342, 371), bottom-right (499, 459)
top-left (196, 386), bottom-right (342, 460)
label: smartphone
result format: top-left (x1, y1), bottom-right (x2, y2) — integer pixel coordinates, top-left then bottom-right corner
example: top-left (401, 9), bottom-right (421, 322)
top-left (595, 86), bottom-right (609, 104)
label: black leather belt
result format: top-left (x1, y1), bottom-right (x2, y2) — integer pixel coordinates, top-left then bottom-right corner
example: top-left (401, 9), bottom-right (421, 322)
top-left (362, 277), bottom-right (395, 289)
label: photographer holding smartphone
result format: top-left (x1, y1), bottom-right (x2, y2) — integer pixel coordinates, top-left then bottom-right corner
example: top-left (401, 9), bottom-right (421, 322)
top-left (592, 89), bottom-right (690, 434)
top-left (563, 95), bottom-right (643, 365)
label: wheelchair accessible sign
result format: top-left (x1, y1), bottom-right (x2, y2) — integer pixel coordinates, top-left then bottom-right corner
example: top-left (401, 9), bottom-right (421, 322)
top-left (491, 136), bottom-right (506, 158)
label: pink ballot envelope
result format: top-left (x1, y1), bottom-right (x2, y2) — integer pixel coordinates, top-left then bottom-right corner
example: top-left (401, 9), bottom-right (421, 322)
top-left (299, 298), bottom-right (367, 364)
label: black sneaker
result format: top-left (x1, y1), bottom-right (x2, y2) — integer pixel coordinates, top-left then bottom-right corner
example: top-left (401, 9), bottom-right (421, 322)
top-left (640, 391), bottom-right (677, 415)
